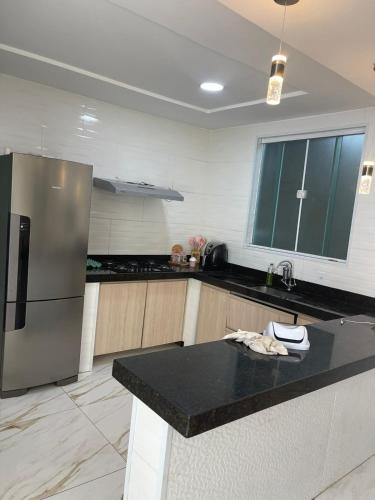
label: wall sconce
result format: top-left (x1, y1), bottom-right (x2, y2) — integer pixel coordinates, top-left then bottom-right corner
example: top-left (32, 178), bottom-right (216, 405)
top-left (359, 161), bottom-right (374, 195)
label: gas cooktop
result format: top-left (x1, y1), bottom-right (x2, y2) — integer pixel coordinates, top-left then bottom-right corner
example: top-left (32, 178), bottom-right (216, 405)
top-left (100, 260), bottom-right (176, 274)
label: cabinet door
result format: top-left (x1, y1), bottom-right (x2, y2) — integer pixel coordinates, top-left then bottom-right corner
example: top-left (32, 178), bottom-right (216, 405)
top-left (142, 280), bottom-right (187, 348)
top-left (297, 313), bottom-right (318, 326)
top-left (227, 295), bottom-right (294, 333)
top-left (94, 282), bottom-right (147, 355)
top-left (196, 284), bottom-right (229, 344)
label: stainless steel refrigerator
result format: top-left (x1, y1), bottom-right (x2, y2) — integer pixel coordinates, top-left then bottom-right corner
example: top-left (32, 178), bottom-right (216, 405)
top-left (0, 153), bottom-right (92, 397)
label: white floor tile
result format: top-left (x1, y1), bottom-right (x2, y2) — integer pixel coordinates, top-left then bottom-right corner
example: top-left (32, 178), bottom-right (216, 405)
top-left (316, 455), bottom-right (375, 500)
top-left (0, 407), bottom-right (125, 499)
top-left (63, 365), bottom-right (132, 459)
top-left (0, 348), bottom-right (179, 499)
top-left (0, 385), bottom-right (76, 440)
top-left (91, 353), bottom-right (121, 373)
top-left (92, 343), bottom-right (181, 374)
top-left (48, 469), bottom-right (125, 500)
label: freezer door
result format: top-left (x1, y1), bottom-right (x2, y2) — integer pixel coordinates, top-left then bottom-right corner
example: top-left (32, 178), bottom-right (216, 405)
top-left (8, 154), bottom-right (92, 301)
top-left (2, 297), bottom-right (83, 391)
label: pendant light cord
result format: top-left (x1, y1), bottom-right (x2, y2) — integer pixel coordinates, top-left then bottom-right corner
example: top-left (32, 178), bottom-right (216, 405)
top-left (278, 0), bottom-right (288, 54)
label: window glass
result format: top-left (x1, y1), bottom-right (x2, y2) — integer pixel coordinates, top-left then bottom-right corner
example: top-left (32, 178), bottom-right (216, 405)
top-left (251, 132), bottom-right (364, 260)
top-left (297, 136), bottom-right (337, 256)
top-left (272, 140), bottom-right (306, 251)
top-left (323, 134), bottom-right (365, 259)
top-left (252, 142), bottom-right (283, 247)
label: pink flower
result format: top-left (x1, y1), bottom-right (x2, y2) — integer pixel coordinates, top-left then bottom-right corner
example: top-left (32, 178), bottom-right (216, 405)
top-left (188, 235), bottom-right (207, 251)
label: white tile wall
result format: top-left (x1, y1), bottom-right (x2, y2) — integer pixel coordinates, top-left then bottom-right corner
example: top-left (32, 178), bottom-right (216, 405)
top-left (322, 371), bottom-right (375, 487)
top-left (182, 279), bottom-right (202, 347)
top-left (1, 73), bottom-right (374, 295)
top-left (207, 108), bottom-right (375, 296)
top-left (0, 73), bottom-right (209, 255)
top-left (125, 398), bottom-right (172, 500)
top-left (79, 283), bottom-right (100, 373)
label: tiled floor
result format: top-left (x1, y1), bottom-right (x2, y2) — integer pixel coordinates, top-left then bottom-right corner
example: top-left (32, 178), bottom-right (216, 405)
top-left (315, 455), bottom-right (375, 500)
top-left (0, 355), bottom-right (129, 500)
top-left (1, 349), bottom-right (374, 500)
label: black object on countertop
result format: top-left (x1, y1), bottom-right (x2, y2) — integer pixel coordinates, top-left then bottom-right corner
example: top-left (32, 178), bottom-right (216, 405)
top-left (201, 242), bottom-right (228, 270)
top-left (113, 315), bottom-right (375, 438)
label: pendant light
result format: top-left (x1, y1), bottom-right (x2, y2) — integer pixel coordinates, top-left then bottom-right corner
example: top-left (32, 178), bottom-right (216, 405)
top-left (266, 0), bottom-right (299, 105)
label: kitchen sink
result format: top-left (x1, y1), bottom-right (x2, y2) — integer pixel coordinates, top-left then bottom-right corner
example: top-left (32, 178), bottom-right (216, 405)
top-left (249, 285), bottom-right (302, 301)
top-left (223, 278), bottom-right (261, 287)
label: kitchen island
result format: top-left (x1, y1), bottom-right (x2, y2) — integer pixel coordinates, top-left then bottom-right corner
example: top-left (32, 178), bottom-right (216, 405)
top-left (113, 315), bottom-right (375, 500)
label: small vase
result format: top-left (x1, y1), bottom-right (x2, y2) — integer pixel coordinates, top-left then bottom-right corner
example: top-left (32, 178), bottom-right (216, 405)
top-left (191, 249), bottom-right (201, 264)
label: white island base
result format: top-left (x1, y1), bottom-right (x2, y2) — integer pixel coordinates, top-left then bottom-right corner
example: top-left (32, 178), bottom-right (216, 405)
top-left (123, 368), bottom-right (375, 500)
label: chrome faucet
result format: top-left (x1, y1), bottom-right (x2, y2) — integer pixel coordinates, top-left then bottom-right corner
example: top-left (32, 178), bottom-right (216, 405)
top-left (276, 260), bottom-right (296, 292)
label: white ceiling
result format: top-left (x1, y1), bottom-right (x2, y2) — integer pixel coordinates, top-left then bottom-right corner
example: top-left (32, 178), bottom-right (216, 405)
top-left (0, 0), bottom-right (374, 128)
top-left (219, 0), bottom-right (375, 97)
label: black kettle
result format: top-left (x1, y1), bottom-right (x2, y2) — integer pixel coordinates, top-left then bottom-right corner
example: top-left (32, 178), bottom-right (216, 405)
top-left (201, 242), bottom-right (228, 270)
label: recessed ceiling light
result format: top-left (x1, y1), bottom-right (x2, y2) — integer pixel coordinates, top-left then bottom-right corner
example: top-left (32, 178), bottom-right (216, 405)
top-left (200, 82), bottom-right (224, 92)
top-left (80, 114), bottom-right (98, 123)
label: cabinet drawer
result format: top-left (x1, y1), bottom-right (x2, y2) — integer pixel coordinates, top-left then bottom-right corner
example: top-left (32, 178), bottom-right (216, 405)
top-left (296, 313), bottom-right (319, 325)
top-left (227, 295), bottom-right (294, 333)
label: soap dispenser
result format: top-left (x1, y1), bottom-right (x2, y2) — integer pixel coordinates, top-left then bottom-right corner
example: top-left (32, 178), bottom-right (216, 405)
top-left (266, 263), bottom-right (274, 286)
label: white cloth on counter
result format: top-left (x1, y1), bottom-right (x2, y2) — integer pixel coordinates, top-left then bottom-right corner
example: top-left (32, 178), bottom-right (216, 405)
top-left (223, 330), bottom-right (288, 356)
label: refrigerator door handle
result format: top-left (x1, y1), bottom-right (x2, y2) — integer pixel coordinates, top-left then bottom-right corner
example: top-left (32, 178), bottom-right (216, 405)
top-left (7, 213), bottom-right (30, 306)
top-left (17, 215), bottom-right (31, 303)
top-left (5, 302), bottom-right (27, 332)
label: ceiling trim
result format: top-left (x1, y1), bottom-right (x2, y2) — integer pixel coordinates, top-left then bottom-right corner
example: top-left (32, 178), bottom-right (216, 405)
top-left (0, 43), bottom-right (206, 112)
top-left (0, 43), bottom-right (307, 114)
top-left (209, 91), bottom-right (306, 112)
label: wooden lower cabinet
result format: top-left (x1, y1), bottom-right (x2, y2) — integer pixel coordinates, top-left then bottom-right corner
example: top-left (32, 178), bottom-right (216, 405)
top-left (94, 282), bottom-right (147, 355)
top-left (227, 295), bottom-right (294, 333)
top-left (142, 280), bottom-right (187, 348)
top-left (93, 278), bottom-right (317, 355)
top-left (195, 284), bottom-right (229, 344)
top-left (296, 313), bottom-right (319, 326)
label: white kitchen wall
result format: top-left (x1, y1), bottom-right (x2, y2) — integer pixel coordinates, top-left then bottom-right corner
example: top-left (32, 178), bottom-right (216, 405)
top-left (0, 73), bottom-right (210, 255)
top-left (1, 73), bottom-right (374, 296)
top-left (207, 107), bottom-right (375, 296)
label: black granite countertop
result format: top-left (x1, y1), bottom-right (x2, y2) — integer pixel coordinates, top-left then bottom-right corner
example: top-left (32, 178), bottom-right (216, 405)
top-left (86, 265), bottom-right (201, 281)
top-left (113, 315), bottom-right (375, 438)
top-left (87, 258), bottom-right (375, 321)
top-left (199, 273), bottom-right (375, 321)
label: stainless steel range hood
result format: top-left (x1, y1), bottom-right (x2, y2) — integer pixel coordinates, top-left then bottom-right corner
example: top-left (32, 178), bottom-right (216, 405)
top-left (93, 178), bottom-right (184, 201)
